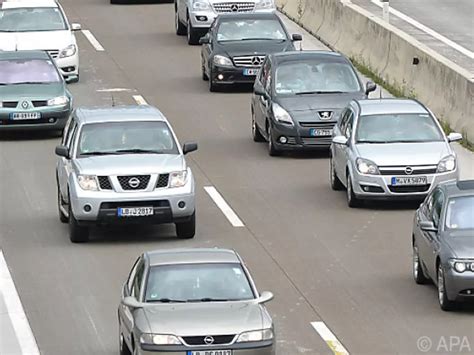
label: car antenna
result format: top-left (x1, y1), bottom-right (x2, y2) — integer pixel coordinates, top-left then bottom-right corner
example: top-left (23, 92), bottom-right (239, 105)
top-left (379, 86), bottom-right (383, 100)
top-left (111, 93), bottom-right (116, 107)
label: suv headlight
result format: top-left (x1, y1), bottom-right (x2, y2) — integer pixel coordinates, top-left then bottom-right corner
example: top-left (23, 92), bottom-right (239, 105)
top-left (169, 171), bottom-right (188, 188)
top-left (140, 334), bottom-right (182, 345)
top-left (255, 0), bottom-right (275, 9)
top-left (450, 260), bottom-right (474, 273)
top-left (213, 55), bottom-right (233, 67)
top-left (59, 44), bottom-right (77, 58)
top-left (192, 0), bottom-right (210, 10)
top-left (48, 96), bottom-right (69, 106)
top-left (77, 175), bottom-right (99, 191)
top-left (356, 158), bottom-right (380, 175)
top-left (437, 155), bottom-right (456, 173)
top-left (237, 329), bottom-right (274, 343)
top-left (272, 103), bottom-right (294, 126)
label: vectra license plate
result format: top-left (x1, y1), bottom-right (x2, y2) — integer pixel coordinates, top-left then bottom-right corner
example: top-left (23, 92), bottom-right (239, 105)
top-left (117, 207), bottom-right (153, 217)
top-left (391, 176), bottom-right (427, 186)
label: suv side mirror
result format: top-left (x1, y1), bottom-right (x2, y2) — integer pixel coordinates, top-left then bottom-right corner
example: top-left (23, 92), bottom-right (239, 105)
top-left (420, 221), bottom-right (438, 232)
top-left (71, 23), bottom-right (81, 31)
top-left (199, 35), bottom-right (210, 45)
top-left (122, 296), bottom-right (142, 309)
top-left (183, 142), bottom-right (198, 155)
top-left (332, 136), bottom-right (348, 146)
top-left (292, 34), bottom-right (303, 42)
top-left (55, 145), bottom-right (70, 158)
top-left (257, 291), bottom-right (274, 304)
top-left (447, 132), bottom-right (462, 142)
top-left (365, 81), bottom-right (377, 95)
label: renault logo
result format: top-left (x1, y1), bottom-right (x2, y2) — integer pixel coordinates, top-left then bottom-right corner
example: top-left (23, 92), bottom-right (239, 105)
top-left (21, 101), bottom-right (29, 109)
top-left (128, 177), bottom-right (140, 188)
top-left (405, 166), bottom-right (413, 175)
top-left (204, 336), bottom-right (214, 345)
top-left (318, 111), bottom-right (332, 120)
top-left (230, 4), bottom-right (239, 12)
top-left (251, 56), bottom-right (262, 66)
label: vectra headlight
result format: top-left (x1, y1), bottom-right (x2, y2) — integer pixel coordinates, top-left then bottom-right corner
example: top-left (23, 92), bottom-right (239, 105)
top-left (192, 0), bottom-right (210, 10)
top-left (356, 158), bottom-right (380, 175)
top-left (213, 55), bottom-right (233, 66)
top-left (140, 334), bottom-right (182, 345)
top-left (77, 175), bottom-right (99, 191)
top-left (255, 0), bottom-right (275, 9)
top-left (237, 329), bottom-right (274, 342)
top-left (169, 171), bottom-right (188, 188)
top-left (47, 96), bottom-right (69, 106)
top-left (437, 155), bottom-right (456, 173)
top-left (59, 44), bottom-right (77, 58)
top-left (272, 103), bottom-right (294, 126)
top-left (450, 260), bottom-right (474, 273)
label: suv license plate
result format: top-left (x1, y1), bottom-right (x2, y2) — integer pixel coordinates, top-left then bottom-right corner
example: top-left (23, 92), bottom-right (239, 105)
top-left (118, 207), bottom-right (154, 217)
top-left (188, 351), bottom-right (232, 355)
top-left (310, 128), bottom-right (333, 137)
top-left (243, 68), bottom-right (259, 76)
top-left (11, 112), bottom-right (41, 120)
top-left (391, 176), bottom-right (427, 186)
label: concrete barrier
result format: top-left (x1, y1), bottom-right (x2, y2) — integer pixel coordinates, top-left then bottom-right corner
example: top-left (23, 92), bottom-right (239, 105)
top-left (277, 0), bottom-right (474, 143)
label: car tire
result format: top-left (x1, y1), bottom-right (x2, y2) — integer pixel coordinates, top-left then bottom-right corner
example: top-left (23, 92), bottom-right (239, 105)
top-left (267, 128), bottom-right (281, 156)
top-left (119, 333), bottom-right (132, 355)
top-left (58, 187), bottom-right (68, 223)
top-left (412, 242), bottom-right (429, 284)
top-left (175, 8), bottom-right (186, 35)
top-left (252, 111), bottom-right (264, 142)
top-left (68, 203), bottom-right (89, 243)
top-left (201, 60), bottom-right (209, 81)
top-left (208, 69), bottom-right (219, 92)
top-left (346, 173), bottom-right (361, 208)
top-left (176, 212), bottom-right (196, 239)
top-left (330, 156), bottom-right (344, 191)
top-left (438, 263), bottom-right (456, 311)
top-left (187, 16), bottom-right (200, 45)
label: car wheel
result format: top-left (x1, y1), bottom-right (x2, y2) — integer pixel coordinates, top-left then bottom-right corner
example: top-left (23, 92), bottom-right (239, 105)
top-left (119, 333), bottom-right (132, 355)
top-left (346, 173), bottom-right (361, 208)
top-left (176, 212), bottom-right (196, 239)
top-left (267, 128), bottom-right (281, 156)
top-left (252, 111), bottom-right (264, 142)
top-left (58, 187), bottom-right (68, 223)
top-left (175, 8), bottom-right (186, 35)
top-left (330, 156), bottom-right (344, 191)
top-left (68, 202), bottom-right (89, 243)
top-left (208, 68), bottom-right (218, 92)
top-left (412, 242), bottom-right (429, 284)
top-left (187, 17), bottom-right (200, 45)
top-left (201, 59), bottom-right (209, 81)
top-left (438, 263), bottom-right (456, 311)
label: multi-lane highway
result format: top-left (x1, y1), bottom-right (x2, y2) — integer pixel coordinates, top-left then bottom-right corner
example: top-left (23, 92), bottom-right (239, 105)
top-left (0, 1), bottom-right (473, 355)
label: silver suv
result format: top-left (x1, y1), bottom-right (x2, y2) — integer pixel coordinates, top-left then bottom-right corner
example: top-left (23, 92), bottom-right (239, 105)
top-left (175, 0), bottom-right (276, 44)
top-left (55, 106), bottom-right (198, 243)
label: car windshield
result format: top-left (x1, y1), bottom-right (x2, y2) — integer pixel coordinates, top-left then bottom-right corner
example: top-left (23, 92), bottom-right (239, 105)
top-left (144, 263), bottom-right (255, 303)
top-left (0, 7), bottom-right (67, 32)
top-left (356, 113), bottom-right (444, 143)
top-left (0, 59), bottom-right (61, 84)
top-left (275, 61), bottom-right (361, 95)
top-left (77, 121), bottom-right (179, 156)
top-left (445, 196), bottom-right (474, 231)
top-left (217, 19), bottom-right (287, 42)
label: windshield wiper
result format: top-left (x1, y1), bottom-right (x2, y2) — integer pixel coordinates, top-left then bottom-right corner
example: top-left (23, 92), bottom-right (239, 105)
top-left (8, 82), bottom-right (49, 85)
top-left (80, 151), bottom-right (120, 156)
top-left (147, 298), bottom-right (187, 303)
top-left (187, 298), bottom-right (230, 302)
top-left (114, 149), bottom-right (164, 154)
top-left (295, 90), bottom-right (344, 95)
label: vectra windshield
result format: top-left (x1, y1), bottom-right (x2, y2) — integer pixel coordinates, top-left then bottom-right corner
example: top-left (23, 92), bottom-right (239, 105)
top-left (0, 7), bottom-right (67, 32)
top-left (445, 196), bottom-right (474, 231)
top-left (78, 121), bottom-right (179, 156)
top-left (275, 61), bottom-right (361, 95)
top-left (144, 263), bottom-right (255, 303)
top-left (217, 19), bottom-right (287, 42)
top-left (0, 59), bottom-right (61, 84)
top-left (356, 113), bottom-right (444, 143)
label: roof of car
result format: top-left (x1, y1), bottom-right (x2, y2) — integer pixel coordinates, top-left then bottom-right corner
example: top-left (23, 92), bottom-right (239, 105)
top-left (439, 180), bottom-right (474, 198)
top-left (355, 99), bottom-right (429, 116)
top-left (0, 50), bottom-right (51, 60)
top-left (1, 0), bottom-right (58, 9)
top-left (74, 106), bottom-right (168, 124)
top-left (272, 51), bottom-right (348, 64)
top-left (216, 12), bottom-right (279, 21)
top-left (145, 248), bottom-right (241, 267)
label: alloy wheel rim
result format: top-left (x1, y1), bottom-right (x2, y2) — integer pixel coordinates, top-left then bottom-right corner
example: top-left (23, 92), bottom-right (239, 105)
top-left (347, 176), bottom-right (352, 202)
top-left (413, 245), bottom-right (419, 279)
top-left (175, 11), bottom-right (178, 30)
top-left (330, 158), bottom-right (335, 185)
top-left (252, 115), bottom-right (256, 136)
top-left (268, 130), bottom-right (272, 150)
top-left (438, 267), bottom-right (444, 304)
top-left (187, 19), bottom-right (191, 41)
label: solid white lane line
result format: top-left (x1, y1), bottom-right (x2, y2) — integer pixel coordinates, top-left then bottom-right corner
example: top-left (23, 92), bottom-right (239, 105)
top-left (133, 95), bottom-right (148, 105)
top-left (204, 186), bottom-right (245, 227)
top-left (371, 0), bottom-right (474, 59)
top-left (81, 30), bottom-right (105, 51)
top-left (311, 321), bottom-right (349, 355)
top-left (0, 250), bottom-right (40, 355)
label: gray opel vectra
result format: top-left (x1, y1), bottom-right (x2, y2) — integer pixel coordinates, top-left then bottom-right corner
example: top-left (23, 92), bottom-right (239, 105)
top-left (118, 248), bottom-right (275, 355)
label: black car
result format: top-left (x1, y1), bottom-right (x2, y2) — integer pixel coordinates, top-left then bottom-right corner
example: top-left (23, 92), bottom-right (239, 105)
top-left (199, 13), bottom-right (302, 92)
top-left (250, 51), bottom-right (376, 155)
top-left (412, 179), bottom-right (474, 311)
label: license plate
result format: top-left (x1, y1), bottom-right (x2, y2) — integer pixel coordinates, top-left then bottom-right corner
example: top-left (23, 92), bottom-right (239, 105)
top-left (117, 207), bottom-right (154, 217)
top-left (310, 128), bottom-right (333, 137)
top-left (391, 176), bottom-right (427, 186)
top-left (11, 112), bottom-right (41, 120)
top-left (243, 68), bottom-right (259, 76)
top-left (188, 351), bottom-right (232, 355)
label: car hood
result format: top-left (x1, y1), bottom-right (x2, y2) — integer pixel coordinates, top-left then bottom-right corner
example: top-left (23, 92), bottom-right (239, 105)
top-left (355, 142), bottom-right (451, 166)
top-left (142, 302), bottom-right (265, 336)
top-left (0, 83), bottom-right (65, 101)
top-left (217, 40), bottom-right (294, 58)
top-left (0, 30), bottom-right (75, 51)
top-left (443, 231), bottom-right (474, 259)
top-left (73, 154), bottom-right (185, 175)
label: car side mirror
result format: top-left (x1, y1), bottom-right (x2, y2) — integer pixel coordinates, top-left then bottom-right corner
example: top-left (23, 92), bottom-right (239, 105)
top-left (65, 75), bottom-right (78, 84)
top-left (199, 35), bottom-right (210, 45)
top-left (71, 23), bottom-right (81, 31)
top-left (292, 34), bottom-right (303, 42)
top-left (256, 291), bottom-right (274, 304)
top-left (183, 142), bottom-right (198, 155)
top-left (254, 82), bottom-right (266, 97)
top-left (122, 296), bottom-right (142, 309)
top-left (420, 221), bottom-right (438, 232)
top-left (447, 132), bottom-right (462, 143)
top-left (365, 81), bottom-right (377, 95)
top-left (332, 135), bottom-right (348, 146)
top-left (55, 145), bottom-right (70, 159)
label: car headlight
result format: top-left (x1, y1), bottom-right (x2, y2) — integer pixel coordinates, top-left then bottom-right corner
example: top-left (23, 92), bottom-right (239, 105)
top-left (356, 158), bottom-right (380, 175)
top-left (77, 175), bottom-right (99, 191)
top-left (169, 171), bottom-right (188, 188)
top-left (437, 155), bottom-right (456, 173)
top-left (255, 0), bottom-right (275, 9)
top-left (237, 329), bottom-right (274, 343)
top-left (450, 260), bottom-right (474, 273)
top-left (0, 102), bottom-right (3, 108)
top-left (272, 103), bottom-right (294, 126)
top-left (59, 44), bottom-right (77, 58)
top-left (213, 55), bottom-right (233, 66)
top-left (192, 0), bottom-right (210, 10)
top-left (47, 96), bottom-right (69, 106)
top-left (140, 334), bottom-right (182, 345)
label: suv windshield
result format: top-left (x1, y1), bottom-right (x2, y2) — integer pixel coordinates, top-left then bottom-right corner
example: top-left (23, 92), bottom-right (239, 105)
top-left (0, 59), bottom-right (61, 84)
top-left (0, 7), bottom-right (67, 32)
top-left (275, 61), bottom-right (361, 95)
top-left (217, 19), bottom-right (286, 42)
top-left (356, 113), bottom-right (444, 143)
top-left (445, 196), bottom-right (474, 231)
top-left (77, 121), bottom-right (179, 156)
top-left (144, 263), bottom-right (255, 303)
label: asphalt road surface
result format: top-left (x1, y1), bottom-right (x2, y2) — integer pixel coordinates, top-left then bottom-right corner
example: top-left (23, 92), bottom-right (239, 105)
top-left (0, 1), bottom-right (473, 355)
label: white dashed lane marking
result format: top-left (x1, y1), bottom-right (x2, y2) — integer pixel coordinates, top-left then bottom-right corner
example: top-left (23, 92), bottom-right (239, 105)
top-left (311, 321), bottom-right (350, 355)
top-left (133, 95), bottom-right (148, 105)
top-left (204, 186), bottom-right (245, 227)
top-left (81, 30), bottom-right (105, 51)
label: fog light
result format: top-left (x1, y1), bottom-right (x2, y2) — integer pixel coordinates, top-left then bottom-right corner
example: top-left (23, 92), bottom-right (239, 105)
top-left (83, 204), bottom-right (92, 212)
top-left (279, 136), bottom-right (288, 144)
top-left (196, 16), bottom-right (207, 21)
top-left (49, 118), bottom-right (55, 123)
top-left (217, 74), bottom-right (224, 81)
top-left (178, 201), bottom-right (186, 209)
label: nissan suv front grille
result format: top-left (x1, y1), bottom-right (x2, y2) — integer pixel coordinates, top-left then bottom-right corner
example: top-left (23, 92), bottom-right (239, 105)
top-left (98, 176), bottom-right (113, 190)
top-left (232, 55), bottom-right (266, 67)
top-left (117, 175), bottom-right (150, 190)
top-left (182, 335), bottom-right (236, 346)
top-left (156, 174), bottom-right (170, 188)
top-left (213, 2), bottom-right (255, 13)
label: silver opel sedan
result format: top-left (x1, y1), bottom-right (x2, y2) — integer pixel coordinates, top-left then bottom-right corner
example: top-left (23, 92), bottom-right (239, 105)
top-left (330, 99), bottom-right (462, 207)
top-left (118, 248), bottom-right (275, 355)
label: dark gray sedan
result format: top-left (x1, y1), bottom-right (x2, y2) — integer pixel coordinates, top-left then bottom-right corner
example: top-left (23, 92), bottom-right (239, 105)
top-left (412, 180), bottom-right (474, 311)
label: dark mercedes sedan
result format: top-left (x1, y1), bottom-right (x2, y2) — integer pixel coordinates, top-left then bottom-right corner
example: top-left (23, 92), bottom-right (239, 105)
top-left (199, 13), bottom-right (301, 92)
top-left (250, 51), bottom-right (376, 155)
top-left (412, 180), bottom-right (474, 311)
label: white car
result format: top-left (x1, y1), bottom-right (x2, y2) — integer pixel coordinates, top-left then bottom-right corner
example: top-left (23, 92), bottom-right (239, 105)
top-left (0, 0), bottom-right (81, 82)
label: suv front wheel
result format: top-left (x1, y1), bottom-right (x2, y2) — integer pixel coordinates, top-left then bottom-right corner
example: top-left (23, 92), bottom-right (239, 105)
top-left (187, 16), bottom-right (200, 45)
top-left (69, 202), bottom-right (89, 243)
top-left (176, 212), bottom-right (196, 239)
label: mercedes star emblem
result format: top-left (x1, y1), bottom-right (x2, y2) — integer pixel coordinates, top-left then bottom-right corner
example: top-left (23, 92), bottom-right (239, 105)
top-left (128, 177), bottom-right (140, 188)
top-left (21, 101), bottom-right (29, 109)
top-left (204, 336), bottom-right (215, 345)
top-left (251, 56), bottom-right (262, 66)
top-left (405, 166), bottom-right (413, 175)
top-left (230, 4), bottom-right (239, 12)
